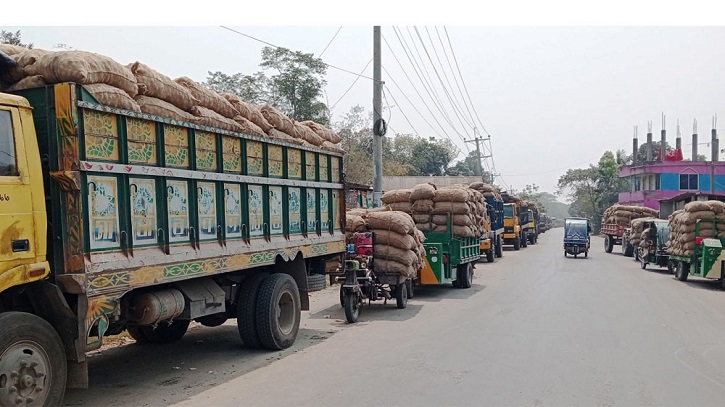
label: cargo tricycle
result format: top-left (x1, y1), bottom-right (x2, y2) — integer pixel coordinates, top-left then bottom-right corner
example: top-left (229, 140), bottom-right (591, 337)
top-left (563, 218), bottom-right (591, 258)
top-left (637, 219), bottom-right (674, 272)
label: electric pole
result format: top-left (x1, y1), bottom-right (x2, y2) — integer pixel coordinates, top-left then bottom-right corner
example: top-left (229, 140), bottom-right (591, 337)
top-left (372, 26), bottom-right (384, 207)
top-left (464, 128), bottom-right (491, 184)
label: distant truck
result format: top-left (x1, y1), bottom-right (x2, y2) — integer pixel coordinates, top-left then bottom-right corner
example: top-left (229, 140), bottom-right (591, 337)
top-left (501, 192), bottom-right (527, 250)
top-left (0, 83), bottom-right (345, 404)
top-left (479, 195), bottom-right (504, 262)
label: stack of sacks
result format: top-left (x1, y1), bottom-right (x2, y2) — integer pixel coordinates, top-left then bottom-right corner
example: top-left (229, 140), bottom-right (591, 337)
top-left (639, 226), bottom-right (652, 249)
top-left (668, 201), bottom-right (725, 257)
top-left (380, 189), bottom-right (413, 213)
top-left (344, 209), bottom-right (368, 243)
top-left (127, 61), bottom-right (196, 119)
top-left (469, 182), bottom-right (503, 201)
top-left (222, 93), bottom-right (272, 137)
top-left (602, 204), bottom-right (658, 226)
top-left (525, 200), bottom-right (540, 220)
top-left (365, 211), bottom-right (425, 278)
top-left (414, 185), bottom-right (485, 238)
top-left (629, 217), bottom-right (655, 248)
top-left (409, 183), bottom-right (436, 217)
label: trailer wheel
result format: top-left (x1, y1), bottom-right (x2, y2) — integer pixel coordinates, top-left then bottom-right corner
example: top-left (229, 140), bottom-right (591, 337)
top-left (395, 284), bottom-right (408, 309)
top-left (236, 273), bottom-right (269, 349)
top-left (457, 263), bottom-right (473, 289)
top-left (513, 237), bottom-right (521, 250)
top-left (339, 284), bottom-right (345, 307)
top-left (256, 274), bottom-right (301, 350)
top-left (495, 236), bottom-right (503, 258)
top-left (676, 262), bottom-right (689, 282)
top-left (604, 235), bottom-right (614, 253)
top-left (405, 279), bottom-right (414, 299)
top-left (344, 292), bottom-right (360, 323)
top-left (0, 312), bottom-right (67, 407)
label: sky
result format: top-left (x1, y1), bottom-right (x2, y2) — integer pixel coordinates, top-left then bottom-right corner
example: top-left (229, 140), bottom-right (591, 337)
top-left (5, 25), bottom-right (725, 197)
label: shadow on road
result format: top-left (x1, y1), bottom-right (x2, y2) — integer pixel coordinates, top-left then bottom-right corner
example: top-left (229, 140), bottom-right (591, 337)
top-left (412, 284), bottom-right (484, 302)
top-left (64, 324), bottom-right (336, 406)
top-left (680, 277), bottom-right (725, 292)
top-left (309, 301), bottom-right (424, 324)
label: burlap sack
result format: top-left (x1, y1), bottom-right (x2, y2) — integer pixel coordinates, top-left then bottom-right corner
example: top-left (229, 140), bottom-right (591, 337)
top-left (410, 183), bottom-right (436, 200)
top-left (412, 199), bottom-right (434, 213)
top-left (415, 229), bottom-right (426, 244)
top-left (412, 214), bottom-right (431, 224)
top-left (432, 214), bottom-right (474, 226)
top-left (294, 122), bottom-right (325, 146)
top-left (381, 189), bottom-right (413, 204)
top-left (127, 62), bottom-right (197, 111)
top-left (706, 200), bottom-right (725, 213)
top-left (432, 202), bottom-right (470, 215)
top-left (433, 188), bottom-right (470, 203)
top-left (345, 214), bottom-right (366, 232)
top-left (172, 76), bottom-right (236, 118)
top-left (300, 120), bottom-right (341, 144)
top-left (321, 141), bottom-right (346, 154)
top-left (191, 106), bottom-right (244, 132)
top-left (688, 210), bottom-right (716, 220)
top-left (452, 225), bottom-right (475, 237)
top-left (6, 75), bottom-right (46, 91)
top-left (371, 230), bottom-right (417, 250)
top-left (1, 49), bottom-right (52, 83)
top-left (25, 51), bottom-right (138, 96)
top-left (415, 222), bottom-right (436, 232)
top-left (221, 94), bottom-right (274, 132)
top-left (374, 244), bottom-right (418, 266)
top-left (373, 259), bottom-right (414, 278)
top-left (266, 128), bottom-right (303, 145)
top-left (685, 201), bottom-right (711, 212)
top-left (135, 95), bottom-right (196, 122)
top-left (366, 211), bottom-right (415, 235)
top-left (260, 104), bottom-right (296, 135)
top-left (388, 202), bottom-right (413, 213)
top-left (0, 44), bottom-right (27, 56)
top-left (84, 83), bottom-right (141, 112)
top-left (233, 116), bottom-right (266, 138)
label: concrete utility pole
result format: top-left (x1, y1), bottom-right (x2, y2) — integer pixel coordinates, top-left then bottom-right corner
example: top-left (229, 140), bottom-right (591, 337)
top-left (464, 128), bottom-right (493, 184)
top-left (372, 26), bottom-right (383, 207)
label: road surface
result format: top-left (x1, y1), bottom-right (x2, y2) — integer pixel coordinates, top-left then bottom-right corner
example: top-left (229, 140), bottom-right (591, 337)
top-left (65, 228), bottom-right (725, 406)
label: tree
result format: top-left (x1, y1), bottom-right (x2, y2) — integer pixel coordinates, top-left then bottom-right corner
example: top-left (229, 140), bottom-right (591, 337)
top-left (0, 30), bottom-right (32, 48)
top-left (410, 138), bottom-right (457, 176)
top-left (205, 71), bottom-right (268, 103)
top-left (446, 150), bottom-right (493, 180)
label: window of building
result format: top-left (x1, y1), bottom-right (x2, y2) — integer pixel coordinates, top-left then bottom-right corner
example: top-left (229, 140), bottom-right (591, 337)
top-left (0, 110), bottom-right (18, 176)
top-left (679, 174), bottom-right (699, 190)
top-left (655, 174), bottom-right (661, 190)
top-left (634, 176), bottom-right (641, 192)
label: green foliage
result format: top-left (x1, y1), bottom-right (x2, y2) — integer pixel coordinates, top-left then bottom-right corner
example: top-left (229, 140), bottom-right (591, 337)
top-left (446, 150), bottom-right (492, 181)
top-left (519, 184), bottom-right (570, 220)
top-left (0, 30), bottom-right (32, 48)
top-left (205, 71), bottom-right (268, 103)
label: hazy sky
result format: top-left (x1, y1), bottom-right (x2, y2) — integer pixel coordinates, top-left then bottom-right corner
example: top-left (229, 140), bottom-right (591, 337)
top-left (7, 26), bottom-right (725, 195)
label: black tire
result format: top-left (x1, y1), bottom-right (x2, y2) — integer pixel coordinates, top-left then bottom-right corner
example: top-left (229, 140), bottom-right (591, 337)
top-left (585, 251), bottom-right (588, 258)
top-left (256, 274), bottom-right (301, 350)
top-left (564, 252), bottom-right (567, 257)
top-left (236, 272), bottom-right (269, 349)
top-left (128, 319), bottom-right (190, 344)
top-left (339, 284), bottom-right (345, 307)
top-left (640, 259), bottom-right (647, 270)
top-left (395, 283), bottom-right (408, 309)
top-left (486, 249), bottom-right (494, 263)
top-left (667, 260), bottom-right (675, 274)
top-left (513, 237), bottom-right (521, 250)
top-left (344, 291), bottom-right (359, 323)
top-left (623, 243), bottom-right (634, 257)
top-left (522, 233), bottom-right (528, 248)
top-left (307, 273), bottom-right (327, 292)
top-left (676, 262), bottom-right (689, 282)
top-left (0, 312), bottom-right (67, 407)
top-left (197, 313), bottom-right (228, 327)
top-left (405, 279), bottom-right (414, 299)
top-left (457, 263), bottom-right (473, 289)
top-left (604, 235), bottom-right (613, 253)
top-left (495, 236), bottom-right (503, 258)
top-left (574, 254), bottom-right (578, 258)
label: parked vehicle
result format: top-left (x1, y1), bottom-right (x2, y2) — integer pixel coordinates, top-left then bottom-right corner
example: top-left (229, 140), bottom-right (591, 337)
top-left (563, 218), bottom-right (591, 258)
top-left (480, 195), bottom-right (504, 262)
top-left (670, 219), bottom-right (725, 286)
top-left (637, 219), bottom-right (673, 272)
top-left (419, 216), bottom-right (480, 288)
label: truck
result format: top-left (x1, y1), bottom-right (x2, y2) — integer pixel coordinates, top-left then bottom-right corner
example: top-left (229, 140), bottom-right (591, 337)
top-left (479, 195), bottom-right (504, 262)
top-left (502, 202), bottom-right (527, 250)
top-left (0, 82), bottom-right (346, 404)
top-left (419, 216), bottom-right (480, 288)
top-left (670, 219), bottom-right (725, 286)
top-left (538, 213), bottom-right (549, 234)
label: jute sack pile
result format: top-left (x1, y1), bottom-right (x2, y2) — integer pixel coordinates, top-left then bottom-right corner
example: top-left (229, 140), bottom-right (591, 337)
top-left (602, 204), bottom-right (658, 225)
top-left (629, 217), bottom-right (656, 247)
top-left (667, 200), bottom-right (725, 257)
top-left (415, 185), bottom-right (487, 238)
top-left (380, 189), bottom-right (413, 213)
top-left (366, 211), bottom-right (425, 278)
top-left (127, 62), bottom-right (197, 111)
top-left (174, 76), bottom-right (237, 118)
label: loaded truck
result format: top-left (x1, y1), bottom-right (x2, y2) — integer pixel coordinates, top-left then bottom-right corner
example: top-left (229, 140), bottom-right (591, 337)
top-left (671, 219), bottom-right (725, 286)
top-left (479, 195), bottom-right (504, 262)
top-left (501, 192), bottom-right (527, 250)
top-left (419, 216), bottom-right (480, 288)
top-left (0, 83), bottom-right (345, 404)
top-left (525, 209), bottom-right (539, 244)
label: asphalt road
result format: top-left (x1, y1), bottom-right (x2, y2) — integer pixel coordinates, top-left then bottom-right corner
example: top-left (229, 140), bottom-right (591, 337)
top-left (65, 228), bottom-right (725, 406)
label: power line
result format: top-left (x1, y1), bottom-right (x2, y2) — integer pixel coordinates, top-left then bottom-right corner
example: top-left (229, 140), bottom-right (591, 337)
top-left (384, 88), bottom-right (422, 137)
top-left (318, 26), bottom-right (342, 57)
top-left (220, 25), bottom-right (378, 82)
top-left (330, 58), bottom-right (372, 111)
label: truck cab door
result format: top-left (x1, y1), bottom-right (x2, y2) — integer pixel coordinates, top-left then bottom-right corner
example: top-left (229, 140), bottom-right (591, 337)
top-left (0, 107), bottom-right (40, 291)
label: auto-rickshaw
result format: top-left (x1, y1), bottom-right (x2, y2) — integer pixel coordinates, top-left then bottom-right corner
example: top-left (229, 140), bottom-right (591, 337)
top-left (564, 217), bottom-right (591, 258)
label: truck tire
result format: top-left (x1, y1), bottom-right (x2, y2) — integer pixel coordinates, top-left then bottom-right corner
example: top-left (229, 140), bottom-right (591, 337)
top-left (395, 283), bottom-right (408, 309)
top-left (457, 263), bottom-right (473, 289)
top-left (676, 262), bottom-right (689, 282)
top-left (255, 274), bottom-right (301, 350)
top-left (495, 236), bottom-right (503, 258)
top-left (604, 235), bottom-right (614, 253)
top-left (521, 233), bottom-right (528, 248)
top-left (623, 242), bottom-right (634, 257)
top-left (197, 313), bottom-right (228, 327)
top-left (236, 272), bottom-right (269, 349)
top-left (0, 312), bottom-right (67, 407)
top-left (486, 248), bottom-right (494, 263)
top-left (513, 237), bottom-right (521, 250)
top-left (307, 273), bottom-right (327, 292)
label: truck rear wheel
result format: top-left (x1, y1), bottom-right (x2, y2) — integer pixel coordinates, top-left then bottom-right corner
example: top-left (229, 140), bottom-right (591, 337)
top-left (255, 274), bottom-right (301, 350)
top-left (486, 248), bottom-right (494, 263)
top-left (236, 273), bottom-right (269, 349)
top-left (513, 237), bottom-right (521, 250)
top-left (457, 263), bottom-right (473, 289)
top-left (307, 273), bottom-right (327, 292)
top-left (522, 233), bottom-right (528, 248)
top-left (0, 312), bottom-right (67, 407)
top-left (676, 262), bottom-right (689, 282)
top-left (604, 235), bottom-right (614, 253)
top-left (495, 236), bottom-right (503, 258)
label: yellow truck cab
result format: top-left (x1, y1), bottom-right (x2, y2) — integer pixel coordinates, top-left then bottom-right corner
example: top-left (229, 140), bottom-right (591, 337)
top-left (503, 203), bottom-right (525, 250)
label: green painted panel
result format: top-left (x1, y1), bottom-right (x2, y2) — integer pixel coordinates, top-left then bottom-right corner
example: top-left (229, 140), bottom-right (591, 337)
top-left (289, 188), bottom-right (302, 235)
top-left (248, 185), bottom-right (264, 238)
top-left (197, 182), bottom-right (217, 240)
top-left (129, 177), bottom-right (157, 246)
top-left (269, 186), bottom-right (283, 236)
top-left (224, 183), bottom-right (242, 239)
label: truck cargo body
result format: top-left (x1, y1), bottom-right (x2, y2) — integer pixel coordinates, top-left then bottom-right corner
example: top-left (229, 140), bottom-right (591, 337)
top-left (419, 216), bottom-right (479, 288)
top-left (0, 84), bottom-right (346, 400)
top-left (601, 222), bottom-right (626, 253)
top-left (671, 220), bottom-right (725, 285)
top-left (480, 196), bottom-right (504, 260)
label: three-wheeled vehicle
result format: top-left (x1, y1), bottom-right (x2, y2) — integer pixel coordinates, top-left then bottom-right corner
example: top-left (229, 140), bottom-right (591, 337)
top-left (563, 218), bottom-right (591, 258)
top-left (638, 219), bottom-right (674, 272)
top-left (340, 232), bottom-right (413, 323)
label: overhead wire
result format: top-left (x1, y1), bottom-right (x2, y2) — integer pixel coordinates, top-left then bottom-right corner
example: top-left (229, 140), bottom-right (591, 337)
top-left (330, 58), bottom-right (373, 112)
top-left (318, 26), bottom-right (342, 58)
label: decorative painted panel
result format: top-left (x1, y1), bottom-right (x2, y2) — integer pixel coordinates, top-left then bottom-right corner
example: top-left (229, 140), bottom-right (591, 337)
top-left (332, 190), bottom-right (340, 230)
top-left (224, 183), bottom-right (242, 239)
top-left (164, 125), bottom-right (189, 168)
top-left (129, 178), bottom-right (157, 246)
top-left (248, 185), bottom-right (264, 238)
top-left (305, 151), bottom-right (316, 180)
top-left (320, 189), bottom-right (330, 232)
top-left (127, 118), bottom-right (157, 165)
top-left (331, 156), bottom-right (340, 182)
top-left (84, 110), bottom-right (119, 161)
top-left (247, 140), bottom-right (264, 176)
top-left (167, 180), bottom-right (190, 243)
top-left (197, 182), bottom-right (217, 240)
top-left (288, 149), bottom-right (302, 179)
top-left (319, 155), bottom-right (329, 182)
top-left (269, 186), bottom-right (283, 236)
top-left (222, 136), bottom-right (241, 173)
top-left (268, 145), bottom-right (283, 178)
top-left (306, 189), bottom-right (317, 233)
top-left (196, 131), bottom-right (217, 171)
top-left (87, 175), bottom-right (120, 250)
top-left (289, 187), bottom-right (302, 235)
